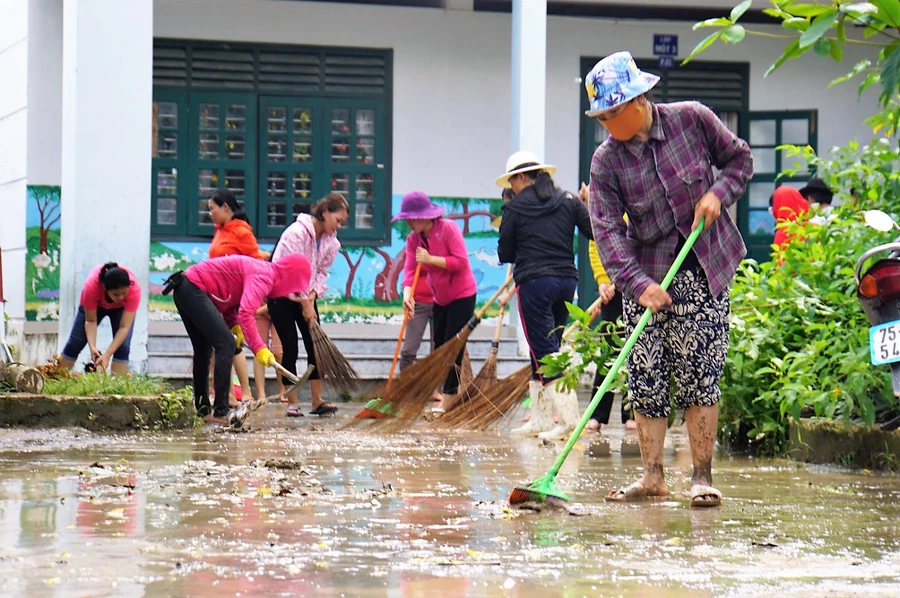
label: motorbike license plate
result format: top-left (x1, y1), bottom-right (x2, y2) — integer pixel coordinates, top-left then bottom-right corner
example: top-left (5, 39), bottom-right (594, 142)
top-left (869, 320), bottom-right (900, 365)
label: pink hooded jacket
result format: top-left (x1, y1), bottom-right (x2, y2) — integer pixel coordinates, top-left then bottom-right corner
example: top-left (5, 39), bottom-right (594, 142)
top-left (184, 254), bottom-right (312, 353)
top-left (271, 213), bottom-right (340, 297)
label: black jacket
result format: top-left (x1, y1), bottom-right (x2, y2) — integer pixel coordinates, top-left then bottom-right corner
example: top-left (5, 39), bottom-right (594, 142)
top-left (498, 186), bottom-right (594, 285)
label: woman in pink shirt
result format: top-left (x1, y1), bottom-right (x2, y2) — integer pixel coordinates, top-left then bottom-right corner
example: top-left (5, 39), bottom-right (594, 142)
top-left (60, 262), bottom-right (141, 375)
top-left (269, 193), bottom-right (348, 417)
top-left (395, 191), bottom-right (476, 413)
top-left (165, 253), bottom-right (311, 423)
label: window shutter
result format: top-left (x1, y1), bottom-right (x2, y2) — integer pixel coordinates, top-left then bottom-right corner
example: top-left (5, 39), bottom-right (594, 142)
top-left (153, 41), bottom-right (390, 96)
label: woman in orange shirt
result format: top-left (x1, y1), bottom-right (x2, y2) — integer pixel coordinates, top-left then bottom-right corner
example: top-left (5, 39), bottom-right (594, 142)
top-left (207, 190), bottom-right (272, 404)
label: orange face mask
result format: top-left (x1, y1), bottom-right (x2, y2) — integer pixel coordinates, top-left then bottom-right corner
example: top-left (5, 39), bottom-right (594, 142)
top-left (602, 101), bottom-right (644, 141)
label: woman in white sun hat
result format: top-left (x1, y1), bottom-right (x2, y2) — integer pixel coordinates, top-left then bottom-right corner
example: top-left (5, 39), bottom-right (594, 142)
top-left (496, 151), bottom-right (595, 439)
top-left (585, 51), bottom-right (753, 508)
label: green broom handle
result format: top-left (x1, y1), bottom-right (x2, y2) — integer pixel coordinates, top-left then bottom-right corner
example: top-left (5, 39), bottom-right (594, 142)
top-left (545, 219), bottom-right (705, 481)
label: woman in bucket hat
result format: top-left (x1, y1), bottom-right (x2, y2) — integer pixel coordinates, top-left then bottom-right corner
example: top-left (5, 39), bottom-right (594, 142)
top-left (585, 51), bottom-right (753, 507)
top-left (394, 191), bottom-right (477, 413)
top-left (496, 151), bottom-right (595, 439)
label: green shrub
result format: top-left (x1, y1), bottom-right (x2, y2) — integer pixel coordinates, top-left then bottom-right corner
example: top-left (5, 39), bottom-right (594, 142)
top-left (44, 373), bottom-right (168, 396)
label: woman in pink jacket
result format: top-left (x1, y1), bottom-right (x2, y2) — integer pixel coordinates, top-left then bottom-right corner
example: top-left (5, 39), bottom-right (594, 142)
top-left (395, 191), bottom-right (476, 413)
top-left (269, 193), bottom-right (348, 417)
top-left (166, 253), bottom-right (311, 423)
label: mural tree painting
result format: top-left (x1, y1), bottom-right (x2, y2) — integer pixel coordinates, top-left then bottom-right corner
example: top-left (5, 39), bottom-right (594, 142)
top-left (372, 247), bottom-right (401, 303)
top-left (32, 185), bottom-right (61, 255)
top-left (433, 197), bottom-right (494, 235)
top-left (339, 247), bottom-right (366, 299)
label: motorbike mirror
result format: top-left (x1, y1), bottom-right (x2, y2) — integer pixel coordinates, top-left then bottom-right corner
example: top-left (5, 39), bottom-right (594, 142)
top-left (864, 209), bottom-right (899, 232)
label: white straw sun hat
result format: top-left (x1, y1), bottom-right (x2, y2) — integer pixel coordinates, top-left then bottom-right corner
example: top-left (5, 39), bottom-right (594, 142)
top-left (495, 151), bottom-right (557, 188)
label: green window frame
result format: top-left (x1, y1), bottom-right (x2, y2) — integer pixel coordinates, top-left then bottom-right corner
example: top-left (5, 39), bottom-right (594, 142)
top-left (257, 97), bottom-right (387, 240)
top-left (739, 110), bottom-right (818, 263)
top-left (150, 40), bottom-right (393, 244)
top-left (151, 90), bottom-right (188, 234)
top-left (188, 93), bottom-right (257, 236)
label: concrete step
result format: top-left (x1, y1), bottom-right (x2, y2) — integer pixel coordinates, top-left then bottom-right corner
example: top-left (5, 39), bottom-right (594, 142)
top-left (147, 333), bottom-right (523, 357)
top-left (148, 353), bottom-right (530, 381)
top-left (145, 321), bottom-right (531, 381)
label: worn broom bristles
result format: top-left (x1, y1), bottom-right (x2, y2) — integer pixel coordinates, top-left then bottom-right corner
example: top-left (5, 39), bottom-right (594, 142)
top-left (431, 308), bottom-right (505, 430)
top-left (366, 332), bottom-right (471, 433)
top-left (352, 277), bottom-right (513, 432)
top-left (309, 321), bottom-right (359, 394)
top-left (448, 364), bottom-right (532, 431)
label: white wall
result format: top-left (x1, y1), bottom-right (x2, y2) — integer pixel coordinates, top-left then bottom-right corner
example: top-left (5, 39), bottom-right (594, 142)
top-left (155, 0), bottom-right (882, 200)
top-left (59, 0), bottom-right (153, 371)
top-left (0, 0), bottom-right (29, 349)
top-left (26, 0), bottom-right (62, 186)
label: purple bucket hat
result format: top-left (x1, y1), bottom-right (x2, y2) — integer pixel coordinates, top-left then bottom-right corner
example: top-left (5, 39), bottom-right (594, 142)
top-left (392, 191), bottom-right (444, 222)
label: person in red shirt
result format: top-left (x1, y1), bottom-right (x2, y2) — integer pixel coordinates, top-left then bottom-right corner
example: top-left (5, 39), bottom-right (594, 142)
top-left (207, 190), bottom-right (266, 404)
top-left (771, 185), bottom-right (810, 252)
top-left (60, 262), bottom-right (141, 375)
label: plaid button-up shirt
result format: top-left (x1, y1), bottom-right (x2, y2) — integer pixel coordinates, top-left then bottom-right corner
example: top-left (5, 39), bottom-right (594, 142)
top-left (589, 101), bottom-right (753, 301)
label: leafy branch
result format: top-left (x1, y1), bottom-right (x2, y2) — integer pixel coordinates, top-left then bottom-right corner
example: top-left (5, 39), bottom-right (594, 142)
top-left (683, 1), bottom-right (900, 111)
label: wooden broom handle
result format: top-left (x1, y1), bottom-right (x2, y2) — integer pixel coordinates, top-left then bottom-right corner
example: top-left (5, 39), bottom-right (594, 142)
top-left (386, 263), bottom-right (421, 392)
top-left (491, 265), bottom-right (513, 344)
top-left (473, 270), bottom-right (515, 322)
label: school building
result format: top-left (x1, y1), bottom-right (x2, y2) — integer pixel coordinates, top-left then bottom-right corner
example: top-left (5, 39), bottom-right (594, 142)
top-left (0, 0), bottom-right (880, 375)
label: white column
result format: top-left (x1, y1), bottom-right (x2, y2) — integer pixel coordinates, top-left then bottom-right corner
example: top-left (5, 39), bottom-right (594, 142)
top-left (509, 0), bottom-right (547, 355)
top-left (0, 0), bottom-right (29, 353)
top-left (59, 0), bottom-right (153, 372)
top-left (510, 0), bottom-right (547, 157)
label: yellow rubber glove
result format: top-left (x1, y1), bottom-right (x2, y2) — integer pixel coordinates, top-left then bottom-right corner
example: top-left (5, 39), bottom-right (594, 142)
top-left (231, 325), bottom-right (245, 350)
top-left (255, 347), bottom-right (275, 366)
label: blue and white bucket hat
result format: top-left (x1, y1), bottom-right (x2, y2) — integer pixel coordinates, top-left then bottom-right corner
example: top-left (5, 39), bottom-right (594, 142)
top-left (584, 51), bottom-right (660, 117)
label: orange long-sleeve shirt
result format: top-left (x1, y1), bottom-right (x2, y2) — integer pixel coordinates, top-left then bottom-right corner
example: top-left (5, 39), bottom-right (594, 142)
top-left (209, 218), bottom-right (262, 259)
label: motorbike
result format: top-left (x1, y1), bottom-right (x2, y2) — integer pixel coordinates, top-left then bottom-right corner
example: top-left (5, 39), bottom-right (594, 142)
top-left (856, 209), bottom-right (900, 431)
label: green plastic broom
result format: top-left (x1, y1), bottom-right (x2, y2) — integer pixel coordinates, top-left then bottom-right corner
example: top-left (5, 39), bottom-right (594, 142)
top-left (508, 219), bottom-right (704, 505)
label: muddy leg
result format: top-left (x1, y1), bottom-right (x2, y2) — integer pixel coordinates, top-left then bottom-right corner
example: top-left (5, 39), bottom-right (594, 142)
top-left (685, 404), bottom-right (717, 485)
top-left (607, 412), bottom-right (670, 501)
top-left (685, 404), bottom-right (720, 506)
top-left (635, 412), bottom-right (668, 491)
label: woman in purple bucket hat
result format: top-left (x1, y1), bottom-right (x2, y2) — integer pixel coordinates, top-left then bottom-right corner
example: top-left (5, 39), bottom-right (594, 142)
top-left (394, 191), bottom-right (477, 413)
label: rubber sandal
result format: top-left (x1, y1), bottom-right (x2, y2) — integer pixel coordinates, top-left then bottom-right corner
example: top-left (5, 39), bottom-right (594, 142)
top-left (689, 484), bottom-right (722, 508)
top-left (285, 407), bottom-right (304, 417)
top-left (309, 402), bottom-right (338, 416)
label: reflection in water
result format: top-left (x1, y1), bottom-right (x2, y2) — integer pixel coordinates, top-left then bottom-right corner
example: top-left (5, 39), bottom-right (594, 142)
top-left (0, 415), bottom-right (897, 597)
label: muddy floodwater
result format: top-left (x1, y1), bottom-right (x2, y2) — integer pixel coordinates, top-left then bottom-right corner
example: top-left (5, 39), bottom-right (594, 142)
top-left (0, 405), bottom-right (898, 597)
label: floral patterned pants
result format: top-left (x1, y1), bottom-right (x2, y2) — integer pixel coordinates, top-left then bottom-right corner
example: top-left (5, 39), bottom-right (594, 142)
top-left (622, 267), bottom-right (730, 419)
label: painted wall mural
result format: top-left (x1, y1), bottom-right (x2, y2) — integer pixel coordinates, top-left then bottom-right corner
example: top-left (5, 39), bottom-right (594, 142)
top-left (26, 188), bottom-right (507, 324)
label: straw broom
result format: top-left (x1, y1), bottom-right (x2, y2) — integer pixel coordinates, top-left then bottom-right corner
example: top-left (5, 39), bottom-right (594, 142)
top-left (355, 277), bottom-right (514, 432)
top-left (456, 364), bottom-right (533, 431)
top-left (309, 320), bottom-right (359, 394)
top-left (430, 303), bottom-right (507, 430)
top-left (354, 264), bottom-right (422, 420)
top-left (445, 297), bottom-right (606, 431)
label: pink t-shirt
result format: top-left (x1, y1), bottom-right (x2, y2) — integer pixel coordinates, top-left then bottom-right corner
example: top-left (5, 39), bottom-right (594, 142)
top-left (79, 264), bottom-right (141, 312)
top-left (403, 218), bottom-right (476, 306)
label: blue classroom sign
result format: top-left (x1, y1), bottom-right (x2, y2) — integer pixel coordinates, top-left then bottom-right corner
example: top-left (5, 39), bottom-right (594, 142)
top-left (653, 34), bottom-right (678, 56)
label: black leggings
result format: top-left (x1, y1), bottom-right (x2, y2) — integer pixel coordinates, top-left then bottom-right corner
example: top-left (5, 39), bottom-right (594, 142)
top-left (590, 290), bottom-right (633, 424)
top-left (173, 278), bottom-right (234, 418)
top-left (432, 294), bottom-right (476, 394)
top-left (268, 297), bottom-right (320, 385)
